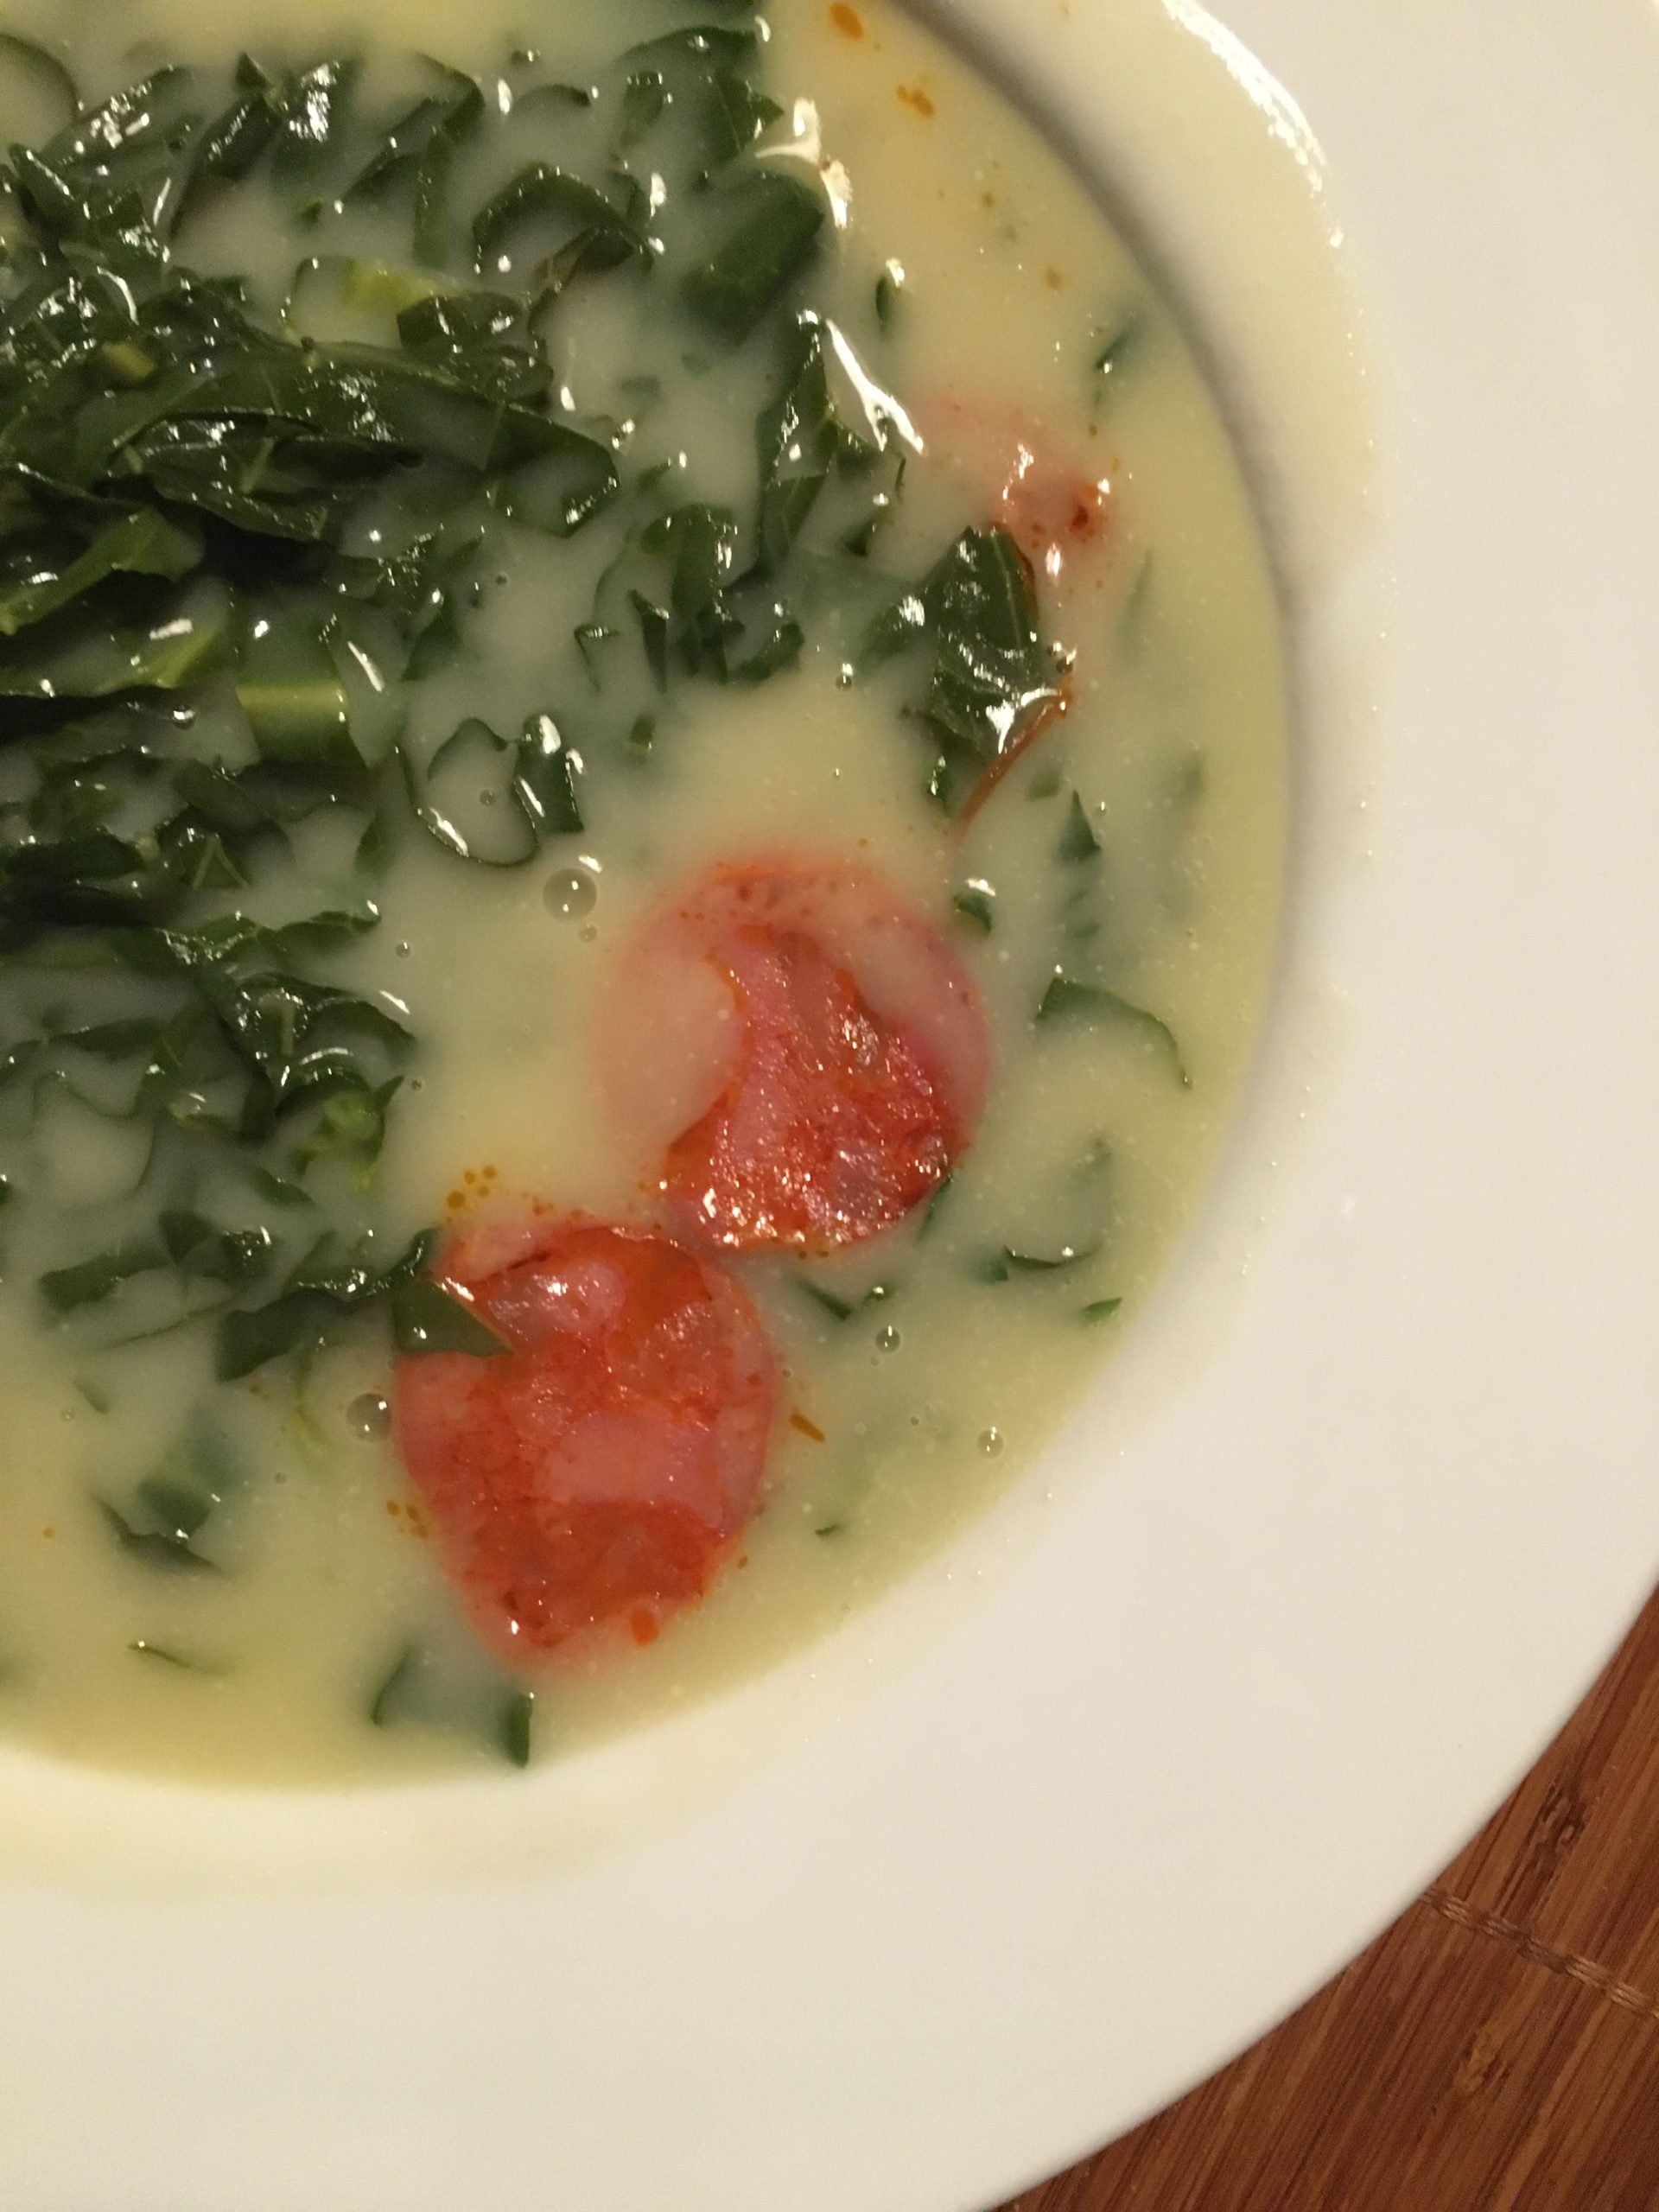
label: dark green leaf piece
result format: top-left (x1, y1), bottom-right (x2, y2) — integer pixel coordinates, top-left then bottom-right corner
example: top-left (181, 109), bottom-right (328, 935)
top-left (1056, 791), bottom-right (1102, 861)
top-left (472, 163), bottom-right (646, 277)
top-left (0, 512), bottom-right (201, 638)
top-left (617, 69), bottom-right (669, 151)
top-left (978, 1239), bottom-right (1103, 1283)
top-left (1093, 314), bottom-right (1142, 389)
top-left (41, 1238), bottom-right (166, 1315)
top-left (863, 526), bottom-right (1058, 804)
top-left (682, 173), bottom-right (824, 340)
top-left (369, 1637), bottom-right (537, 1769)
top-left (98, 1500), bottom-right (216, 1574)
top-left (952, 882), bottom-right (995, 934)
top-left (391, 1277), bottom-right (511, 1357)
top-left (1035, 974), bottom-right (1190, 1086)
top-left (798, 1279), bottom-right (855, 1322)
top-left (0, 32), bottom-right (80, 130)
top-left (129, 1639), bottom-right (222, 1672)
top-left (216, 1226), bottom-right (435, 1380)
top-left (704, 70), bottom-right (781, 168)
top-left (514, 714), bottom-right (584, 836)
top-left (501, 1690), bottom-right (535, 1768)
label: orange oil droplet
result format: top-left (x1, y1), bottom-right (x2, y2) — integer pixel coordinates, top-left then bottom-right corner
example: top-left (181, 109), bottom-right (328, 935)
top-left (830, 2), bottom-right (864, 34)
top-left (897, 84), bottom-right (935, 117)
top-left (629, 1607), bottom-right (660, 1647)
top-left (790, 1410), bottom-right (827, 1442)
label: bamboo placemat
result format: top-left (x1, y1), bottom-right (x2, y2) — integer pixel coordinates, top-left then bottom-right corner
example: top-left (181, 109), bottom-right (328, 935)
top-left (999, 1588), bottom-right (1659, 2211)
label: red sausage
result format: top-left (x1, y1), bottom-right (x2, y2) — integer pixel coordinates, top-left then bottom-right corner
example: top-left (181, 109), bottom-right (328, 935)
top-left (605, 858), bottom-right (989, 1255)
top-left (394, 1217), bottom-right (777, 1656)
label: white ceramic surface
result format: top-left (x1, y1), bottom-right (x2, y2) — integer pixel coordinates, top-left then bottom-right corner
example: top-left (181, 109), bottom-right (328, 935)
top-left (4, 0), bottom-right (1659, 2206)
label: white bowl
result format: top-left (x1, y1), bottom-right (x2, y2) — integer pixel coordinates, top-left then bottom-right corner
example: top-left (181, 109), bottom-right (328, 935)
top-left (5, 0), bottom-right (1659, 2205)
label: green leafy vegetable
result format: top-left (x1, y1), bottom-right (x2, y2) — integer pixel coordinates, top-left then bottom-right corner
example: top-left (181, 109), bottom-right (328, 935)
top-left (952, 880), bottom-right (995, 934)
top-left (216, 1227), bottom-right (435, 1380)
top-left (129, 1638), bottom-right (223, 1671)
top-left (704, 69), bottom-right (782, 168)
top-left (1093, 313), bottom-right (1142, 392)
top-left (41, 1239), bottom-right (168, 1316)
top-left (683, 173), bottom-right (824, 339)
top-left (391, 1277), bottom-right (511, 1357)
top-left (863, 526), bottom-right (1059, 809)
top-left (754, 312), bottom-right (907, 570)
top-left (796, 1275), bottom-right (897, 1323)
top-left (99, 1441), bottom-right (233, 1573)
top-left (0, 20), bottom-right (941, 1462)
top-left (1035, 974), bottom-right (1190, 1085)
top-left (369, 1636), bottom-right (536, 1766)
top-left (404, 714), bottom-right (583, 864)
top-left (0, 512), bottom-right (202, 639)
top-left (1056, 792), bottom-right (1102, 861)
top-left (0, 31), bottom-right (80, 130)
top-left (472, 164), bottom-right (647, 279)
top-left (976, 1240), bottom-right (1102, 1283)
top-left (99, 1500), bottom-right (219, 1572)
top-left (500, 1691), bottom-right (536, 1768)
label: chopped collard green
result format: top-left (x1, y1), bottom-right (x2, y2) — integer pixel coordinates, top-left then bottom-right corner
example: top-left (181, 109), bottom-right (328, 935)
top-left (369, 1632), bottom-right (536, 1766)
top-left (0, 14), bottom-right (1057, 1408)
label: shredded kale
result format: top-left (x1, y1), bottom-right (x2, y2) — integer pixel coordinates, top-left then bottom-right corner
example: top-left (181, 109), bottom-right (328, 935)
top-left (0, 15), bottom-right (1076, 1617)
top-left (1092, 312), bottom-right (1143, 395)
top-left (863, 526), bottom-right (1061, 811)
top-left (391, 1276), bottom-right (511, 1357)
top-left (683, 173), bottom-right (825, 338)
top-left (369, 1633), bottom-right (535, 1766)
top-left (952, 880), bottom-right (996, 934)
top-left (1036, 974), bottom-right (1190, 1087)
top-left (1056, 791), bottom-right (1102, 862)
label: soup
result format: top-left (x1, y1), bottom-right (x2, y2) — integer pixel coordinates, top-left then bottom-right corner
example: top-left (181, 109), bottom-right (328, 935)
top-left (0, 0), bottom-right (1284, 1782)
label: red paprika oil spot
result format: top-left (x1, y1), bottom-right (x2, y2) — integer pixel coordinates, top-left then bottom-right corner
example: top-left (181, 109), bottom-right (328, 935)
top-left (630, 1607), bottom-right (660, 1648)
top-left (920, 395), bottom-right (1114, 589)
top-left (897, 84), bottom-right (935, 117)
top-left (396, 1217), bottom-right (778, 1657)
top-left (604, 858), bottom-right (989, 1256)
top-left (790, 1410), bottom-right (827, 1442)
top-left (830, 3), bottom-right (864, 35)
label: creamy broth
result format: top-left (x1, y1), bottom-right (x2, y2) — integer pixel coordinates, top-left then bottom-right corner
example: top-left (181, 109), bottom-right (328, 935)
top-left (0, 0), bottom-right (1283, 1781)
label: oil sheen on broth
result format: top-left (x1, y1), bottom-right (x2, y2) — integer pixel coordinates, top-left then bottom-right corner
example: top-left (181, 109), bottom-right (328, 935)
top-left (0, 0), bottom-right (1284, 1781)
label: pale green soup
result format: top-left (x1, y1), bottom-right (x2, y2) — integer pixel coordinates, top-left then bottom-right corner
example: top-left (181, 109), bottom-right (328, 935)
top-left (0, 0), bottom-right (1283, 1782)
